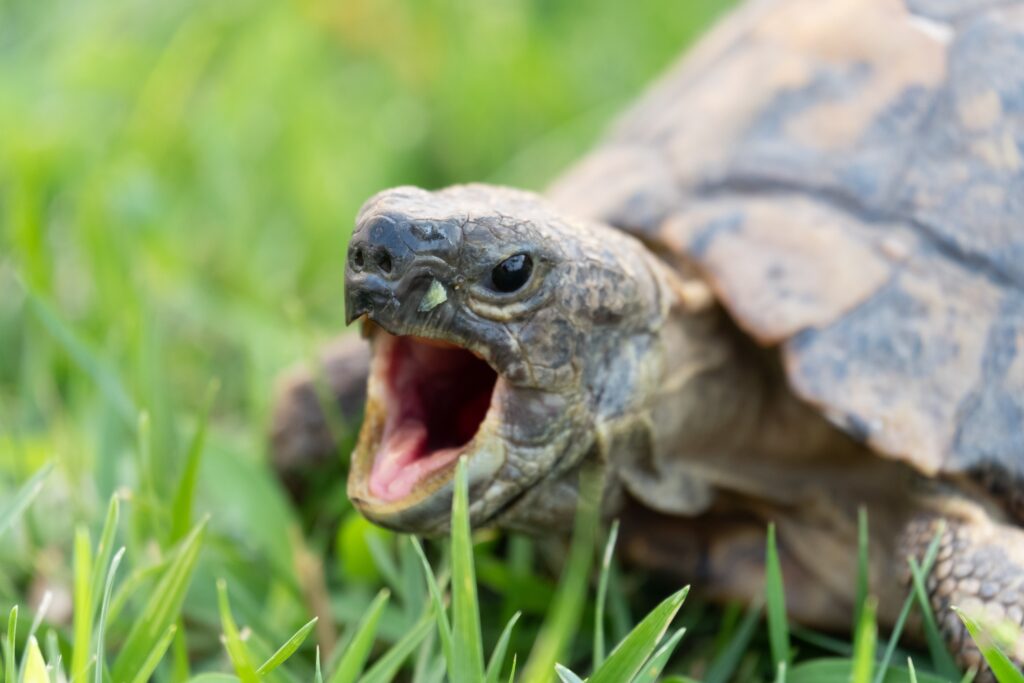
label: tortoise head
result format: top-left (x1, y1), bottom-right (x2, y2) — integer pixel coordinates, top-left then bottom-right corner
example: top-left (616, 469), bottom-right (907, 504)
top-left (344, 184), bottom-right (673, 534)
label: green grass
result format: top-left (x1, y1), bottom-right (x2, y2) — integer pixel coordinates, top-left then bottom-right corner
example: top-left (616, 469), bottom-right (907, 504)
top-left (3, 0), bottom-right (1024, 681)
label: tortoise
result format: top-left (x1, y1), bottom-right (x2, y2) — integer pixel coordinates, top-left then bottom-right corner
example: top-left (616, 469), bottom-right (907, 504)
top-left (271, 0), bottom-right (1024, 675)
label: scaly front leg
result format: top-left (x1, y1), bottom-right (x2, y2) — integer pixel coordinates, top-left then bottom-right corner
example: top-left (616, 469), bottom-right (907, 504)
top-left (902, 509), bottom-right (1024, 682)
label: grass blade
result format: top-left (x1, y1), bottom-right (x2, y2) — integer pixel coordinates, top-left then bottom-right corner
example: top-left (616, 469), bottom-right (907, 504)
top-left (851, 596), bottom-right (877, 683)
top-left (908, 657), bottom-right (918, 683)
top-left (410, 538), bottom-right (454, 670)
top-left (872, 588), bottom-right (915, 683)
top-left (216, 580), bottom-right (259, 683)
top-left (0, 462), bottom-right (51, 539)
top-left (593, 520), bottom-right (620, 671)
top-left (554, 664), bottom-right (585, 683)
top-left (521, 464), bottom-right (603, 683)
top-left (634, 626), bottom-right (687, 683)
top-left (4, 606), bottom-right (17, 683)
top-left (485, 611), bottom-right (521, 683)
top-left (589, 586), bottom-right (688, 683)
top-left (704, 602), bottom-right (762, 683)
top-left (71, 526), bottom-right (94, 682)
top-left (358, 613), bottom-right (433, 683)
top-left (22, 637), bottom-right (47, 683)
top-left (111, 519), bottom-right (206, 681)
top-left (765, 523), bottom-right (790, 670)
top-left (875, 521), bottom-right (947, 683)
top-left (854, 508), bottom-right (869, 633)
top-left (129, 624), bottom-right (179, 683)
top-left (257, 616), bottom-right (318, 675)
top-left (46, 629), bottom-right (63, 682)
top-left (95, 547), bottom-right (126, 683)
top-left (953, 608), bottom-right (1024, 683)
top-left (328, 589), bottom-right (390, 683)
top-left (908, 556), bottom-right (960, 679)
top-left (450, 457), bottom-right (485, 682)
top-left (169, 380), bottom-right (218, 544)
top-left (89, 495), bottom-right (121, 624)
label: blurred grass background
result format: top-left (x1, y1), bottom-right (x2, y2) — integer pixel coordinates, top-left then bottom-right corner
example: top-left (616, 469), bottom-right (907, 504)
top-left (0, 0), bottom-right (731, 677)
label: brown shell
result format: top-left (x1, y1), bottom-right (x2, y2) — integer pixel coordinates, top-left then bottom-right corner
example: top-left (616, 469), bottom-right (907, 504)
top-left (549, 0), bottom-right (1024, 477)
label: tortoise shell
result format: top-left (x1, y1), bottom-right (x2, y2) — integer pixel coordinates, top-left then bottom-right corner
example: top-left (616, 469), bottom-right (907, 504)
top-left (549, 0), bottom-right (1024, 478)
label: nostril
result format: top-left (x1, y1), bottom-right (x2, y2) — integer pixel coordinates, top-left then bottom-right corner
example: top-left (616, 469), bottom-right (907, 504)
top-left (351, 247), bottom-right (365, 270)
top-left (376, 250), bottom-right (393, 274)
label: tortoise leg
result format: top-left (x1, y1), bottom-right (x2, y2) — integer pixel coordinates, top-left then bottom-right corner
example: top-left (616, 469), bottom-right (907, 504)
top-left (901, 512), bottom-right (1024, 681)
top-left (270, 334), bottom-right (370, 493)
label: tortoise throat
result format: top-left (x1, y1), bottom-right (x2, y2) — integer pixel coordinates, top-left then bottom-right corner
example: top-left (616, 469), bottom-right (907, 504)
top-left (368, 333), bottom-right (497, 501)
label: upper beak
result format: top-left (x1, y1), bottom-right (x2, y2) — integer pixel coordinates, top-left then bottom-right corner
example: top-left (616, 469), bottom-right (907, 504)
top-left (345, 274), bottom-right (395, 325)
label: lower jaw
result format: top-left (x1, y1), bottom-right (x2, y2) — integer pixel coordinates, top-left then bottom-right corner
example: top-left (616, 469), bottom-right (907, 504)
top-left (346, 425), bottom-right (507, 532)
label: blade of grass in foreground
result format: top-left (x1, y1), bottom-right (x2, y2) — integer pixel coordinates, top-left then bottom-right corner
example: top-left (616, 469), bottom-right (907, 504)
top-left (908, 555), bottom-right (960, 679)
top-left (71, 526), bottom-right (94, 682)
top-left (703, 602), bottom-right (762, 683)
top-left (634, 626), bottom-right (687, 683)
top-left (450, 457), bottom-right (485, 682)
top-left (589, 586), bottom-right (689, 683)
top-left (89, 495), bottom-right (121, 623)
top-left (554, 664), bottom-right (585, 683)
top-left (484, 611), bottom-right (521, 683)
top-left (4, 606), bottom-right (17, 683)
top-left (593, 520), bottom-right (620, 671)
top-left (257, 617), bottom-right (317, 675)
top-left (129, 624), bottom-right (179, 683)
top-left (954, 608), bottom-right (1024, 683)
top-left (854, 508), bottom-right (869, 633)
top-left (0, 462), bottom-right (51, 539)
top-left (170, 380), bottom-right (218, 544)
top-left (111, 519), bottom-right (207, 681)
top-left (95, 547), bottom-right (126, 683)
top-left (411, 537), bottom-right (454, 671)
top-left (328, 589), bottom-right (390, 683)
top-left (765, 523), bottom-right (791, 671)
top-left (874, 523), bottom-right (945, 683)
top-left (851, 596), bottom-right (877, 683)
top-left (22, 636), bottom-right (48, 683)
top-left (520, 464), bottom-right (603, 683)
top-left (358, 612), bottom-right (433, 683)
top-left (45, 629), bottom-right (62, 682)
top-left (216, 580), bottom-right (259, 683)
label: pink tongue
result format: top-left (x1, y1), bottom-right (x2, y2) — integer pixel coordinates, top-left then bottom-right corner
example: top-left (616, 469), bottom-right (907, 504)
top-left (369, 421), bottom-right (427, 500)
top-left (368, 419), bottom-right (468, 502)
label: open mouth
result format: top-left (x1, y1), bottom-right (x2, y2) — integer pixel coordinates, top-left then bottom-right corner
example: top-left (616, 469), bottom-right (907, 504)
top-left (363, 329), bottom-right (500, 503)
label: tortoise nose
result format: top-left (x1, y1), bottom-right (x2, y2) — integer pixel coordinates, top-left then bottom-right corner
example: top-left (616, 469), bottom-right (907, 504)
top-left (345, 215), bottom-right (418, 324)
top-left (348, 242), bottom-right (394, 276)
top-left (347, 214), bottom-right (419, 279)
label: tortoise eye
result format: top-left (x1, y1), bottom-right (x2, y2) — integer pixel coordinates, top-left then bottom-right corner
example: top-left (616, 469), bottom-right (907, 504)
top-left (490, 253), bottom-right (533, 293)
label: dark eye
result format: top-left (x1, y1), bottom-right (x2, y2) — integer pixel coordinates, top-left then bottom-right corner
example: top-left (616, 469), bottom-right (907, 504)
top-left (490, 253), bottom-right (533, 293)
